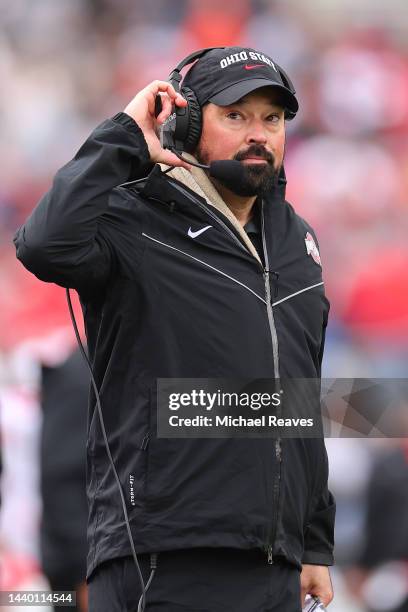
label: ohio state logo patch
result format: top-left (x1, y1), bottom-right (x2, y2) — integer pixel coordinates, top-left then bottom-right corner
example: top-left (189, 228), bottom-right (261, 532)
top-left (305, 232), bottom-right (321, 266)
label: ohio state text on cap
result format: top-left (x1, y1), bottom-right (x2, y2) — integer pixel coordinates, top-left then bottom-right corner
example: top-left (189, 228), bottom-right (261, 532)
top-left (182, 47), bottom-right (299, 114)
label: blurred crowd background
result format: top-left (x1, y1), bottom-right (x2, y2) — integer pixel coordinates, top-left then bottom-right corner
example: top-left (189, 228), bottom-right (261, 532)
top-left (1, 0), bottom-right (407, 610)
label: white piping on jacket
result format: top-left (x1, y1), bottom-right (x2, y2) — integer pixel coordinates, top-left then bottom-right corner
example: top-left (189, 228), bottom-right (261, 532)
top-left (142, 233), bottom-right (267, 305)
top-left (272, 282), bottom-right (324, 307)
top-left (143, 233), bottom-right (324, 309)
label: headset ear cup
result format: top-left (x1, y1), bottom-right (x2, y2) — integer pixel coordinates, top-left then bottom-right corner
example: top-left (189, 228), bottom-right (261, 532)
top-left (179, 87), bottom-right (202, 153)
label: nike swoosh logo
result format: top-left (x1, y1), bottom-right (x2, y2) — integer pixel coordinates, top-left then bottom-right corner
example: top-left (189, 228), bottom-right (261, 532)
top-left (188, 225), bottom-right (212, 238)
top-left (244, 64), bottom-right (265, 70)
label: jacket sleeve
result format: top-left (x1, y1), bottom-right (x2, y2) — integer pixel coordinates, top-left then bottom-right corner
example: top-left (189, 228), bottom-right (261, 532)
top-left (13, 112), bottom-right (150, 293)
top-left (302, 483), bottom-right (336, 565)
top-left (302, 300), bottom-right (336, 566)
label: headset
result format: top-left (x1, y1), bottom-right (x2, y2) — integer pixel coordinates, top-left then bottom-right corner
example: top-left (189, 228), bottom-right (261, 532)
top-left (157, 46), bottom-right (298, 155)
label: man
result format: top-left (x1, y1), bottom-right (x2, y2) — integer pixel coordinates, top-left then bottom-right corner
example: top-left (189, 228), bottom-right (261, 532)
top-left (14, 47), bottom-right (335, 611)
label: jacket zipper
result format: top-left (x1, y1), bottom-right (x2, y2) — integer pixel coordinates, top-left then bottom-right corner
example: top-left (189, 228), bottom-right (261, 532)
top-left (146, 184), bottom-right (282, 564)
top-left (261, 199), bottom-right (282, 565)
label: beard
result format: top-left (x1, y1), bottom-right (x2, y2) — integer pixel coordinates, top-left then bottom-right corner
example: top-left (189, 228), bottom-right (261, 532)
top-left (196, 143), bottom-right (280, 197)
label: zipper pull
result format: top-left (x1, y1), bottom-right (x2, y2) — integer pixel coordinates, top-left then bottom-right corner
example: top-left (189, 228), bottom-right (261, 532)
top-left (263, 268), bottom-right (270, 286)
top-left (266, 545), bottom-right (274, 564)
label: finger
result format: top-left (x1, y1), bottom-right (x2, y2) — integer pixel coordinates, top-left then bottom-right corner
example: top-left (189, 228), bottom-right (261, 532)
top-left (150, 80), bottom-right (186, 104)
top-left (158, 85), bottom-right (187, 104)
top-left (156, 94), bottom-right (173, 124)
top-left (309, 588), bottom-right (333, 608)
top-left (175, 93), bottom-right (187, 107)
top-left (319, 589), bottom-right (334, 607)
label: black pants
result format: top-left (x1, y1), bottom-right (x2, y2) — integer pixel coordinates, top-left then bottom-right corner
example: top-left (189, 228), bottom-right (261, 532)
top-left (87, 548), bottom-right (302, 612)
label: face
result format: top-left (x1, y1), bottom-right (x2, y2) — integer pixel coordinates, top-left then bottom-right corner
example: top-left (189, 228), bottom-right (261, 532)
top-left (196, 87), bottom-right (286, 197)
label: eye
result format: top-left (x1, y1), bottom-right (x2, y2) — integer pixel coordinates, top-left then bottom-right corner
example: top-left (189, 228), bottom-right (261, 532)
top-left (266, 114), bottom-right (281, 123)
top-left (226, 111), bottom-right (243, 120)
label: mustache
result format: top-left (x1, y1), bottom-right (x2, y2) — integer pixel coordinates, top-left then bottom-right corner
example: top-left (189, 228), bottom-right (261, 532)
top-left (234, 145), bottom-right (274, 164)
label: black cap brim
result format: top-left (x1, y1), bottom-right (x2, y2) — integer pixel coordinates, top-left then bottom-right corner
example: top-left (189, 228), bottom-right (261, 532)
top-left (208, 78), bottom-right (299, 114)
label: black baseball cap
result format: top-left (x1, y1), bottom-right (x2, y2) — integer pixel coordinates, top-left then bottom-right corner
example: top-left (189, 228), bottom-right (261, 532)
top-left (182, 47), bottom-right (299, 117)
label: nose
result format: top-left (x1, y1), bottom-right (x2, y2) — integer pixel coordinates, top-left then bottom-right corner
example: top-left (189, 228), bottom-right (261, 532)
top-left (245, 119), bottom-right (268, 145)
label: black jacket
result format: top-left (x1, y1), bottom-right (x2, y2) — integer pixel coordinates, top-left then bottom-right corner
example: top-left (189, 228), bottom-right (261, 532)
top-left (14, 112), bottom-right (335, 579)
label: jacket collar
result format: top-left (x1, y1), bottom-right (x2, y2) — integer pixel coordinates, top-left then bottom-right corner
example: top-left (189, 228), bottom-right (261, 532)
top-left (139, 161), bottom-right (287, 266)
top-left (276, 165), bottom-right (287, 201)
top-left (159, 158), bottom-right (263, 265)
top-left (140, 163), bottom-right (262, 264)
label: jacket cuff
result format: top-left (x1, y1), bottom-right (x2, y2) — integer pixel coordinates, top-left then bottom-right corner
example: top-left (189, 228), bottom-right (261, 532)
top-left (110, 112), bottom-right (150, 170)
top-left (111, 112), bottom-right (145, 137)
top-left (302, 550), bottom-right (334, 566)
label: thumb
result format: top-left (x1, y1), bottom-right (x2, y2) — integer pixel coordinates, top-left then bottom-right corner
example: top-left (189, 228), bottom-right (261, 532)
top-left (157, 149), bottom-right (192, 171)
